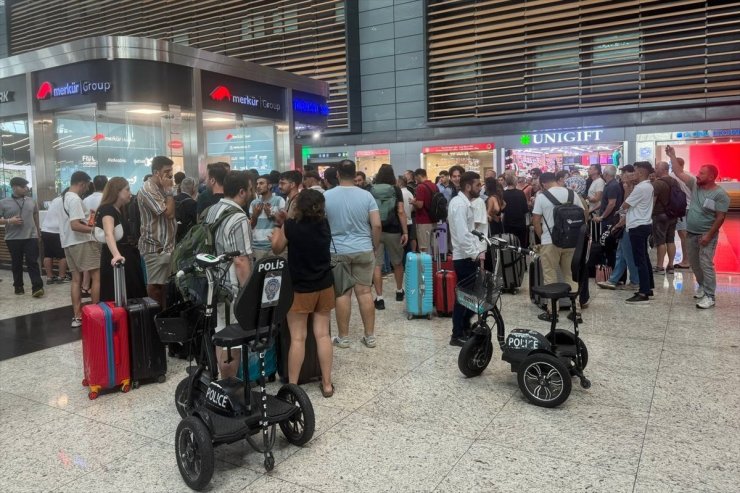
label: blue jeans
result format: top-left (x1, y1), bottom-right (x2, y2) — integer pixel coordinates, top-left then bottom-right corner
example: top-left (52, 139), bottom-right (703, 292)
top-left (608, 231), bottom-right (639, 285)
top-left (452, 258), bottom-right (477, 338)
top-left (629, 225), bottom-right (654, 295)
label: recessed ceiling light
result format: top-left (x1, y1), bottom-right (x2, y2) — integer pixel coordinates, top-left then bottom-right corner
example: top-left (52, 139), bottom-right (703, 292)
top-left (127, 108), bottom-right (164, 115)
top-left (204, 117), bottom-right (234, 123)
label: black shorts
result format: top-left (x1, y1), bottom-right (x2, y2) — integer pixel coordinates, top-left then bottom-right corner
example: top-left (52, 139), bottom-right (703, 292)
top-left (42, 232), bottom-right (65, 259)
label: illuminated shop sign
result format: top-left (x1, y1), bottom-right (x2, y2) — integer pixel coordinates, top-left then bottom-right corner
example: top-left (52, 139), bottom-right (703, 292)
top-left (309, 152), bottom-right (349, 159)
top-left (36, 80), bottom-right (112, 100)
top-left (293, 98), bottom-right (329, 116)
top-left (0, 91), bottom-right (14, 103)
top-left (422, 143), bottom-right (495, 153)
top-left (356, 149), bottom-right (390, 157)
top-left (519, 130), bottom-right (603, 145)
top-left (673, 129), bottom-right (740, 139)
top-left (209, 85), bottom-right (281, 112)
top-left (201, 71), bottom-right (285, 120)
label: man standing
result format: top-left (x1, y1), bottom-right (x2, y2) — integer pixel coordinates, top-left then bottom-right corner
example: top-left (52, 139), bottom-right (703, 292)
top-left (197, 162), bottom-right (229, 214)
top-left (250, 174), bottom-right (286, 261)
top-left (403, 170), bottom-right (417, 195)
top-left (449, 165), bottom-right (465, 198)
top-left (303, 171), bottom-right (324, 193)
top-left (621, 161), bottom-right (655, 304)
top-left (175, 177), bottom-right (198, 242)
top-left (0, 177), bottom-right (44, 297)
top-left (59, 171), bottom-right (100, 327)
top-left (325, 160), bottom-right (381, 349)
top-left (279, 170), bottom-right (302, 219)
top-left (410, 168), bottom-right (436, 252)
top-left (354, 171), bottom-right (372, 191)
top-left (138, 155), bottom-right (177, 308)
top-left (449, 172), bottom-right (483, 347)
top-left (436, 170), bottom-right (453, 202)
top-left (83, 175), bottom-right (107, 213)
top-left (532, 172), bottom-right (586, 320)
top-left (203, 171), bottom-right (253, 377)
top-left (593, 164), bottom-right (623, 267)
top-left (651, 161), bottom-right (680, 274)
top-left (668, 148), bottom-right (729, 309)
top-left (586, 164), bottom-right (605, 214)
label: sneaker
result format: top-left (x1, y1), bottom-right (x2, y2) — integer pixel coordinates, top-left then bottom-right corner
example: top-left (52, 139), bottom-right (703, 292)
top-left (597, 280), bottom-right (617, 290)
top-left (14, 287), bottom-right (24, 295)
top-left (696, 295), bottom-right (715, 309)
top-left (32, 288), bottom-right (44, 298)
top-left (71, 318), bottom-right (82, 328)
top-left (374, 298), bottom-right (385, 310)
top-left (59, 276), bottom-right (71, 284)
top-left (332, 336), bottom-right (351, 349)
top-left (693, 287), bottom-right (705, 299)
top-left (449, 336), bottom-right (468, 347)
top-left (360, 335), bottom-right (377, 348)
top-left (625, 294), bottom-right (651, 305)
top-left (47, 277), bottom-right (57, 285)
top-left (395, 289), bottom-right (405, 302)
top-left (635, 290), bottom-right (655, 297)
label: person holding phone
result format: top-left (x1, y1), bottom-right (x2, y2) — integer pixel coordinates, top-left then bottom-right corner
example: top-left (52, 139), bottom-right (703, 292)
top-left (667, 146), bottom-right (729, 309)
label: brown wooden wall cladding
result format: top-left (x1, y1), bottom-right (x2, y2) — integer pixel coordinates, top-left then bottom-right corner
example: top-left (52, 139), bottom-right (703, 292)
top-left (8, 0), bottom-right (348, 130)
top-left (427, 0), bottom-right (740, 122)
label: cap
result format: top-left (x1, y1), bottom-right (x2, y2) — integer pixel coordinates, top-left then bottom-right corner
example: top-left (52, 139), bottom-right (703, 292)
top-left (9, 177), bottom-right (29, 188)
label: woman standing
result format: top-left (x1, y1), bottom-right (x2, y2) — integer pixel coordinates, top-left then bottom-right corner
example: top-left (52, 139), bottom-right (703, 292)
top-left (95, 177), bottom-right (147, 302)
top-left (271, 189), bottom-right (335, 398)
top-left (485, 177), bottom-right (505, 236)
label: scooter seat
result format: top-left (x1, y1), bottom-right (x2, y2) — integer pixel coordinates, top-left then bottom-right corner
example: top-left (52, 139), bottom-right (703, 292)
top-left (213, 324), bottom-right (257, 348)
top-left (531, 282), bottom-right (573, 300)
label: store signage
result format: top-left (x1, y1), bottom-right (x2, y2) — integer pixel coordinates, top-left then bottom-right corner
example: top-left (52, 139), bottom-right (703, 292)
top-left (202, 71), bottom-right (285, 120)
top-left (673, 129), bottom-right (740, 139)
top-left (309, 152), bottom-right (349, 159)
top-left (356, 149), bottom-right (390, 157)
top-left (422, 143), bottom-right (494, 153)
top-left (0, 91), bottom-right (13, 103)
top-left (36, 80), bottom-right (112, 100)
top-left (520, 130), bottom-right (603, 145)
top-left (293, 98), bottom-right (329, 116)
top-left (209, 85), bottom-right (281, 112)
top-left (292, 90), bottom-right (329, 127)
top-left (0, 75), bottom-right (26, 117)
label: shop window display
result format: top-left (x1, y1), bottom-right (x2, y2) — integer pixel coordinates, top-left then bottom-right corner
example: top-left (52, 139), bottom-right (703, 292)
top-left (0, 119), bottom-right (31, 199)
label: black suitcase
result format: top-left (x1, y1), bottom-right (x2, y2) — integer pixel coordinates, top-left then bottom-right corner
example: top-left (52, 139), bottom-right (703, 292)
top-left (495, 233), bottom-right (525, 293)
top-left (128, 297), bottom-right (166, 387)
top-left (278, 315), bottom-right (323, 385)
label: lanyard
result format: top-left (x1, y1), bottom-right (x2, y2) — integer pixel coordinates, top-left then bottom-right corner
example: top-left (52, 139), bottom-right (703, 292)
top-left (12, 196), bottom-right (26, 216)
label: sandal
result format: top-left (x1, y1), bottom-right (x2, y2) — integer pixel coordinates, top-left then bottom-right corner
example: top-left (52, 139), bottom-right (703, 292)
top-left (81, 288), bottom-right (91, 298)
top-left (320, 383), bottom-right (335, 398)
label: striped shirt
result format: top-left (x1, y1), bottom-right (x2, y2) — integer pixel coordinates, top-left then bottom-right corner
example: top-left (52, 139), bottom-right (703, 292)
top-left (204, 198), bottom-right (252, 291)
top-left (249, 195), bottom-right (285, 251)
top-left (137, 180), bottom-right (176, 255)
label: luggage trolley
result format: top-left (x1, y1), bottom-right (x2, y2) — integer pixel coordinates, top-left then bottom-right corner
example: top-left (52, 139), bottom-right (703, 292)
top-left (456, 231), bottom-right (591, 408)
top-left (156, 253), bottom-right (315, 490)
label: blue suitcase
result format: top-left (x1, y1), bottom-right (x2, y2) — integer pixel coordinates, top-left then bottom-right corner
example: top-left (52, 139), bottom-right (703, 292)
top-left (404, 251), bottom-right (434, 320)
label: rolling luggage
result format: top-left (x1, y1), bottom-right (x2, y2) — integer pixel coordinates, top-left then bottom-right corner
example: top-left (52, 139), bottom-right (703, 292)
top-left (405, 251), bottom-right (434, 319)
top-left (433, 223), bottom-right (448, 261)
top-left (277, 315), bottom-right (323, 384)
top-left (81, 265), bottom-right (131, 399)
top-left (495, 233), bottom-right (525, 293)
top-left (246, 339), bottom-right (278, 382)
top-left (128, 297), bottom-right (166, 387)
top-left (433, 229), bottom-right (456, 316)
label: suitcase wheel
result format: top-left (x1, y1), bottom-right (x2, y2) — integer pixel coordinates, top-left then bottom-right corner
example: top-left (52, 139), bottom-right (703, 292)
top-left (133, 381), bottom-right (140, 390)
top-left (88, 391), bottom-right (98, 400)
top-left (81, 378), bottom-right (88, 387)
top-left (121, 383), bottom-right (131, 393)
top-left (407, 314), bottom-right (413, 320)
top-left (157, 375), bottom-right (167, 384)
top-left (427, 313), bottom-right (433, 320)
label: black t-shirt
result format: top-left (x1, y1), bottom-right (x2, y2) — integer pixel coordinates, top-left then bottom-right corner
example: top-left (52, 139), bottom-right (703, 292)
top-left (284, 218), bottom-right (334, 293)
top-left (600, 179), bottom-right (624, 224)
top-left (502, 188), bottom-right (529, 227)
top-left (95, 204), bottom-right (128, 245)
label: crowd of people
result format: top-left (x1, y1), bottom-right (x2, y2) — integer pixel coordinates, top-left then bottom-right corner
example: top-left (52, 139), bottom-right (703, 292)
top-left (0, 148), bottom-right (729, 397)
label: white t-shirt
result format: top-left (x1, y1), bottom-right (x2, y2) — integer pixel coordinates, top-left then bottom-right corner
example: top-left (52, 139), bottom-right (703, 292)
top-left (41, 196), bottom-right (63, 233)
top-left (83, 192), bottom-right (103, 212)
top-left (587, 177), bottom-right (605, 212)
top-left (401, 187), bottom-right (413, 225)
top-left (471, 197), bottom-right (488, 254)
top-left (59, 192), bottom-right (92, 248)
top-left (625, 180), bottom-right (654, 229)
top-left (532, 186), bottom-right (585, 246)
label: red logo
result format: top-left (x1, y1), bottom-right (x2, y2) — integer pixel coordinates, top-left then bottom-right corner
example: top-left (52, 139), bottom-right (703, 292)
top-left (225, 133), bottom-right (234, 141)
top-left (36, 81), bottom-right (53, 100)
top-left (210, 86), bottom-right (232, 101)
top-left (168, 140), bottom-right (183, 149)
top-left (91, 133), bottom-right (105, 142)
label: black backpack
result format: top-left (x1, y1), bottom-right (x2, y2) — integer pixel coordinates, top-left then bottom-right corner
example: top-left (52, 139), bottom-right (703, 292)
top-left (424, 182), bottom-right (448, 222)
top-left (542, 189), bottom-right (585, 248)
top-left (663, 177), bottom-right (688, 219)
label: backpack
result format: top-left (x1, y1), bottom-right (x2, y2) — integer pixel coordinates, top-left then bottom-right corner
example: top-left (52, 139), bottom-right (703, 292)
top-left (542, 189), bottom-right (586, 248)
top-left (424, 182), bottom-right (448, 222)
top-left (170, 204), bottom-right (241, 302)
top-left (372, 184), bottom-right (399, 227)
top-left (662, 177), bottom-right (688, 219)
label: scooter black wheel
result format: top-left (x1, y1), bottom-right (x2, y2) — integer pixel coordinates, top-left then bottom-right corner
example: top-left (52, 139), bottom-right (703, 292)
top-left (545, 330), bottom-right (589, 370)
top-left (175, 416), bottom-right (214, 491)
top-left (277, 384), bottom-right (316, 446)
top-left (175, 377), bottom-right (205, 418)
top-left (517, 353), bottom-right (572, 408)
top-left (458, 335), bottom-right (493, 378)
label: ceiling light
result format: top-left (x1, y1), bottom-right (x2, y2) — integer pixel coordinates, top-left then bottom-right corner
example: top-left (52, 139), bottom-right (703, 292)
top-left (127, 108), bottom-right (164, 115)
top-left (204, 117), bottom-right (234, 123)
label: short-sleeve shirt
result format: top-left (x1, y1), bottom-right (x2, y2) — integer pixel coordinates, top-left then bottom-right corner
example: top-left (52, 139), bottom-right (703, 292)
top-left (587, 177), bottom-right (605, 212)
top-left (137, 180), bottom-right (176, 255)
top-left (371, 186), bottom-right (404, 234)
top-left (59, 192), bottom-right (91, 248)
top-left (204, 198), bottom-right (252, 292)
top-left (95, 204), bottom-right (127, 246)
top-left (401, 187), bottom-right (414, 225)
top-left (284, 218), bottom-right (333, 293)
top-left (83, 192), bottom-right (103, 213)
top-left (324, 185), bottom-right (378, 255)
top-left (414, 180), bottom-right (436, 225)
top-left (651, 176), bottom-right (678, 217)
top-left (41, 196), bottom-right (63, 234)
top-left (533, 186), bottom-right (585, 245)
top-left (600, 179), bottom-right (624, 225)
top-left (625, 180), bottom-right (654, 229)
top-left (249, 194), bottom-right (286, 251)
top-left (684, 177), bottom-right (730, 235)
top-left (0, 195), bottom-right (38, 240)
top-left (471, 197), bottom-right (488, 254)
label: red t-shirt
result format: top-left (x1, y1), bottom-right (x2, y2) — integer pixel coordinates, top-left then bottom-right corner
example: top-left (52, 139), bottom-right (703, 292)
top-left (414, 180), bottom-right (436, 224)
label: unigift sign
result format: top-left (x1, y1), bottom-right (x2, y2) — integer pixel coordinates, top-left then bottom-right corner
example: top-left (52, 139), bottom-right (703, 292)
top-left (520, 130), bottom-right (604, 145)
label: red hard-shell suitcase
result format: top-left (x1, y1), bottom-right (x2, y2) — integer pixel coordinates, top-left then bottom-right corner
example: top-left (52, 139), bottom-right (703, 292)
top-left (81, 302), bottom-right (131, 399)
top-left (432, 228), bottom-right (456, 316)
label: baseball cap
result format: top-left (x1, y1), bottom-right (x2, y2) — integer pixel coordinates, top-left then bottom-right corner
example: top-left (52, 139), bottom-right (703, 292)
top-left (9, 177), bottom-right (29, 188)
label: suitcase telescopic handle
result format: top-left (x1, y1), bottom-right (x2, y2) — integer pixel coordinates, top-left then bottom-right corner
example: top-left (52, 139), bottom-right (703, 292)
top-left (113, 262), bottom-right (127, 307)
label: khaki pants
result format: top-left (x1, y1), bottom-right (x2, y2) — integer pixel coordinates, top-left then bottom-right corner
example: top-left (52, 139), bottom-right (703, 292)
top-left (416, 223), bottom-right (434, 253)
top-left (539, 244), bottom-right (578, 309)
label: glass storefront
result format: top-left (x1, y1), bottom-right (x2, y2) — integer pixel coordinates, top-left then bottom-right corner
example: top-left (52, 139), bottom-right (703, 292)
top-left (0, 118), bottom-right (31, 198)
top-left (505, 143), bottom-right (624, 176)
top-left (421, 143), bottom-right (495, 179)
top-left (355, 149), bottom-right (390, 179)
top-left (203, 111), bottom-right (279, 174)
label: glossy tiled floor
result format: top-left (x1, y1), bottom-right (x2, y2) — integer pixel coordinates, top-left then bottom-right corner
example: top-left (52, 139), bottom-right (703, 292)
top-left (1, 267), bottom-right (739, 492)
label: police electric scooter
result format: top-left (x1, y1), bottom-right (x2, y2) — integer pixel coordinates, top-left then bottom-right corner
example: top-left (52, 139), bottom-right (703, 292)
top-left (457, 230), bottom-right (591, 408)
top-left (156, 253), bottom-right (315, 490)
